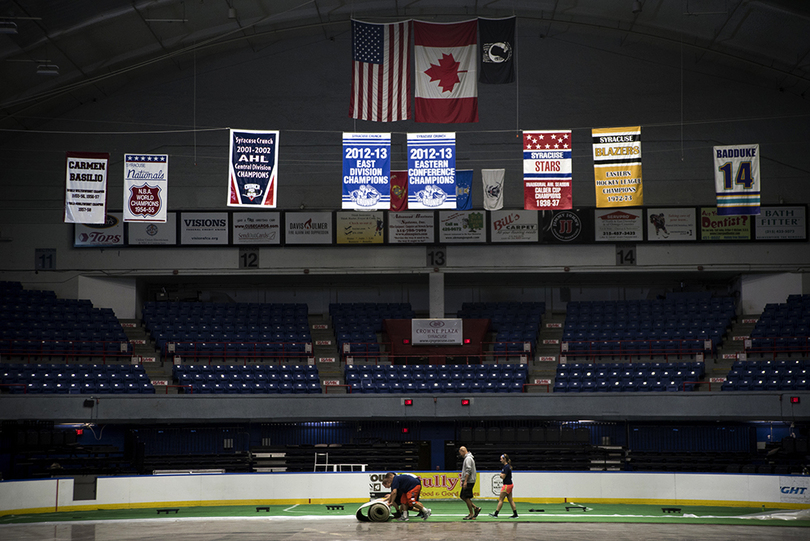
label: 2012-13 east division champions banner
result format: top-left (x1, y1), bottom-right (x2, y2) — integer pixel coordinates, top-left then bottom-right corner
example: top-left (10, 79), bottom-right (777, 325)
top-left (592, 126), bottom-right (643, 208)
top-left (342, 132), bottom-right (390, 210)
top-left (228, 129), bottom-right (279, 208)
top-left (123, 154), bottom-right (168, 223)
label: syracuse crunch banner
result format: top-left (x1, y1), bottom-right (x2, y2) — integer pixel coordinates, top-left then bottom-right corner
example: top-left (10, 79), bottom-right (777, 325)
top-left (592, 126), bottom-right (643, 208)
top-left (228, 129), bottom-right (279, 208)
top-left (342, 132), bottom-right (390, 210)
top-left (123, 154), bottom-right (168, 223)
top-left (713, 144), bottom-right (760, 216)
top-left (408, 132), bottom-right (456, 209)
top-left (65, 151), bottom-right (109, 224)
top-left (523, 130), bottom-right (572, 210)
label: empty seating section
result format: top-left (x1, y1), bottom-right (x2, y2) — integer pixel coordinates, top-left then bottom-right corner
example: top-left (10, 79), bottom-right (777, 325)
top-left (344, 363), bottom-right (528, 393)
top-left (143, 302), bottom-right (311, 361)
top-left (722, 358), bottom-right (810, 391)
top-left (563, 297), bottom-right (735, 360)
top-left (329, 303), bottom-right (414, 358)
top-left (553, 361), bottom-right (705, 393)
top-left (747, 294), bottom-right (810, 356)
top-left (1, 363), bottom-right (154, 394)
top-left (0, 281), bottom-right (131, 361)
top-left (457, 302), bottom-right (544, 358)
top-left (172, 364), bottom-right (321, 394)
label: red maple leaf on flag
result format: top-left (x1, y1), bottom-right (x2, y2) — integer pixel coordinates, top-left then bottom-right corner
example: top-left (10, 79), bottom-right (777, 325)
top-left (424, 53), bottom-right (462, 93)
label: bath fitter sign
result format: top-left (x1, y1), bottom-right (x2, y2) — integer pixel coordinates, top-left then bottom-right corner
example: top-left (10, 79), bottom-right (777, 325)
top-left (412, 318), bottom-right (463, 345)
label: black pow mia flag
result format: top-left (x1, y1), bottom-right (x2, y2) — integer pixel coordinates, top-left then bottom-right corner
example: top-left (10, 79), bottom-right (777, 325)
top-left (478, 17), bottom-right (515, 84)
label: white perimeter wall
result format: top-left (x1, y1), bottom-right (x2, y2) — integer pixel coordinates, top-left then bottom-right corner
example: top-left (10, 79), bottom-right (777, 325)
top-left (2, 471), bottom-right (809, 515)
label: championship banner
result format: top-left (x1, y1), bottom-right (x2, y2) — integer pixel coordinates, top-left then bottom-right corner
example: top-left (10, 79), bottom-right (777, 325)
top-left (228, 129), bottom-right (279, 208)
top-left (65, 151), bottom-right (109, 224)
top-left (713, 144), bottom-right (760, 216)
top-left (523, 130), bottom-right (572, 210)
top-left (592, 126), bottom-right (643, 208)
top-left (407, 133), bottom-right (456, 209)
top-left (342, 132), bottom-right (390, 210)
top-left (123, 154), bottom-right (168, 223)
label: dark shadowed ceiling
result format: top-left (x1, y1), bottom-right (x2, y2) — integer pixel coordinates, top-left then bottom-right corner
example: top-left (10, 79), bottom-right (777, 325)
top-left (1, 0), bottom-right (809, 130)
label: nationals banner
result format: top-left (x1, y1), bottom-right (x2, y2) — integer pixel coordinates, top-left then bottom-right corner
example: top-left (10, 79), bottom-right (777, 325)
top-left (592, 126), bottom-right (643, 208)
top-left (123, 154), bottom-right (168, 222)
top-left (523, 130), bottom-right (572, 210)
top-left (407, 132), bottom-right (456, 209)
top-left (342, 132), bottom-right (390, 210)
top-left (64, 151), bottom-right (109, 224)
top-left (228, 129), bottom-right (279, 208)
top-left (414, 20), bottom-right (478, 123)
top-left (713, 144), bottom-right (760, 216)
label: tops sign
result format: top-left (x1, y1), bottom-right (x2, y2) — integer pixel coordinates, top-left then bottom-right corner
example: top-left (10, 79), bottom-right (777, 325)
top-left (411, 318), bottom-right (463, 345)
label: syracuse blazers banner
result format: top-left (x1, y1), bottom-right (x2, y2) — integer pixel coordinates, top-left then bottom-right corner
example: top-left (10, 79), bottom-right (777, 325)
top-left (414, 20), bottom-right (478, 123)
top-left (408, 133), bottom-right (456, 209)
top-left (523, 130), bottom-right (572, 210)
top-left (713, 144), bottom-right (760, 216)
top-left (123, 154), bottom-right (168, 223)
top-left (592, 126), bottom-right (643, 208)
top-left (228, 129), bottom-right (279, 208)
top-left (65, 151), bottom-right (109, 224)
top-left (342, 132), bottom-right (390, 210)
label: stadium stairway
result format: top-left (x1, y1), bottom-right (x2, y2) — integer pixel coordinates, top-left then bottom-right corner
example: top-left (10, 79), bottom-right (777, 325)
top-left (122, 318), bottom-right (174, 393)
top-left (309, 313), bottom-right (343, 393)
top-left (530, 311), bottom-right (565, 393)
top-left (710, 315), bottom-right (759, 389)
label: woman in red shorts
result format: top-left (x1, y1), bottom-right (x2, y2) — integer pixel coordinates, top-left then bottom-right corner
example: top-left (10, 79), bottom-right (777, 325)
top-left (489, 454), bottom-right (518, 518)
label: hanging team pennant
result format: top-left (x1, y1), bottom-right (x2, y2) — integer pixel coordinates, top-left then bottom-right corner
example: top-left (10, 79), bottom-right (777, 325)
top-left (414, 20), bottom-right (478, 123)
top-left (342, 132), bottom-right (390, 210)
top-left (713, 144), bottom-right (761, 216)
top-left (478, 17), bottom-right (516, 84)
top-left (228, 129), bottom-right (279, 208)
top-left (482, 168), bottom-right (505, 211)
top-left (523, 130), bottom-right (572, 210)
top-left (123, 154), bottom-right (168, 223)
top-left (407, 133), bottom-right (456, 209)
top-left (456, 169), bottom-right (473, 210)
top-left (64, 151), bottom-right (109, 224)
top-left (390, 171), bottom-right (408, 211)
top-left (592, 126), bottom-right (643, 208)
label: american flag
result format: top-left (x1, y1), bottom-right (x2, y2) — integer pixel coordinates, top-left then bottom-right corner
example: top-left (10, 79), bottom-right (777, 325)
top-left (350, 20), bottom-right (411, 122)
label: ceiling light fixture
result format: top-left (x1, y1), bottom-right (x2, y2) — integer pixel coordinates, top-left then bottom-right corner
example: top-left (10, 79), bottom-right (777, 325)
top-left (0, 21), bottom-right (18, 34)
top-left (632, 0), bottom-right (643, 13)
top-left (228, 7), bottom-right (237, 19)
top-left (36, 64), bottom-right (59, 75)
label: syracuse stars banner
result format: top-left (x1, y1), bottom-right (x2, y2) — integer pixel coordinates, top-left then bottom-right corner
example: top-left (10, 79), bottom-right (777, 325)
top-left (523, 130), bottom-right (572, 210)
top-left (342, 132), bottom-right (390, 210)
top-left (713, 144), bottom-right (761, 216)
top-left (407, 132), bottom-right (456, 209)
top-left (414, 20), bottom-right (478, 123)
top-left (64, 151), bottom-right (109, 224)
top-left (228, 129), bottom-right (279, 208)
top-left (592, 126), bottom-right (643, 208)
top-left (123, 154), bottom-right (168, 223)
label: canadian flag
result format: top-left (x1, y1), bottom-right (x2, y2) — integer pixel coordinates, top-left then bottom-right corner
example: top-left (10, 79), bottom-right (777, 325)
top-left (414, 20), bottom-right (478, 123)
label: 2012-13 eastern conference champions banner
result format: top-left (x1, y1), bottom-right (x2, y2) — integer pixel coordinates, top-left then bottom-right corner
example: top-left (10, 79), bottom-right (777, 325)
top-left (228, 129), bottom-right (279, 208)
top-left (123, 154), bottom-right (168, 223)
top-left (407, 132), bottom-right (456, 209)
top-left (713, 144), bottom-right (760, 216)
top-left (342, 132), bottom-right (391, 210)
top-left (592, 126), bottom-right (643, 208)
